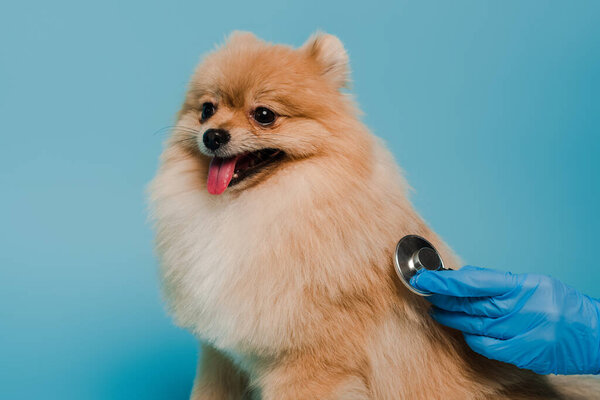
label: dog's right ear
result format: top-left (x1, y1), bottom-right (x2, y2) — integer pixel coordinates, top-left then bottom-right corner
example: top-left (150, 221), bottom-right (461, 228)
top-left (302, 32), bottom-right (350, 89)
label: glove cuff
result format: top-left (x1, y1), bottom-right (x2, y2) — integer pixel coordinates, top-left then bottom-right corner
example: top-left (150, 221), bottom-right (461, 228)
top-left (592, 297), bottom-right (600, 375)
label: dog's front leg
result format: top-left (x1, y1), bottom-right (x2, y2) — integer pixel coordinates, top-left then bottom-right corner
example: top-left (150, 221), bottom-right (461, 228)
top-left (190, 343), bottom-right (249, 400)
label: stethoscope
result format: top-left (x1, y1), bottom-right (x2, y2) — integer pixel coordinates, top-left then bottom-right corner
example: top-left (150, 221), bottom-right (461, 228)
top-left (393, 235), bottom-right (450, 296)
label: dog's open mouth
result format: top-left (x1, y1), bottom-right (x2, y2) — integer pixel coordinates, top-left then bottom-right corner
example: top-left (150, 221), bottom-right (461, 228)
top-left (207, 148), bottom-right (284, 195)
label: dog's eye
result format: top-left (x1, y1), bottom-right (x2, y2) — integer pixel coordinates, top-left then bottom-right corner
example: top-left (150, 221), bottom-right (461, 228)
top-left (201, 102), bottom-right (216, 122)
top-left (253, 107), bottom-right (276, 126)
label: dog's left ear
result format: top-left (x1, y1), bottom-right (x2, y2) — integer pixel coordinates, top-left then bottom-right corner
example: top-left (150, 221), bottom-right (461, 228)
top-left (302, 32), bottom-right (350, 89)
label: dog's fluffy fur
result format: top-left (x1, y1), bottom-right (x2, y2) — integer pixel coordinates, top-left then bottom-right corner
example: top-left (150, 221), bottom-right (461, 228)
top-left (150, 32), bottom-right (598, 399)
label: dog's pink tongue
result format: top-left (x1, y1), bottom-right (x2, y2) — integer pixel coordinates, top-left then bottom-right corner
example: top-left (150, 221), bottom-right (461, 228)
top-left (207, 156), bottom-right (238, 195)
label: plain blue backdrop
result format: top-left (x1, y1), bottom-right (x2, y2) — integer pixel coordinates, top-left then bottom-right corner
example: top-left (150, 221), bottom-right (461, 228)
top-left (1, 1), bottom-right (598, 398)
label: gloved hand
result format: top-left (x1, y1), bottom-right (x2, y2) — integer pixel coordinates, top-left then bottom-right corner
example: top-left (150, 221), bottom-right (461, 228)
top-left (410, 265), bottom-right (600, 375)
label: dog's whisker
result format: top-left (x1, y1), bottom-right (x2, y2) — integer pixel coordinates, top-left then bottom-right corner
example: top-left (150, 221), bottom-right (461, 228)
top-left (152, 126), bottom-right (178, 136)
top-left (171, 136), bottom-right (200, 147)
top-left (153, 125), bottom-right (201, 136)
top-left (173, 128), bottom-right (201, 135)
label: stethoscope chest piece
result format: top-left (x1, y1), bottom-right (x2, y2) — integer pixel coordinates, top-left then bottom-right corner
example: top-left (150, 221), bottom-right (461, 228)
top-left (394, 235), bottom-right (447, 296)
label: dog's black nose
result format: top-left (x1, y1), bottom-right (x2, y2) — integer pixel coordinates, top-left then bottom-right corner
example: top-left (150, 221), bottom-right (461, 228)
top-left (203, 129), bottom-right (230, 151)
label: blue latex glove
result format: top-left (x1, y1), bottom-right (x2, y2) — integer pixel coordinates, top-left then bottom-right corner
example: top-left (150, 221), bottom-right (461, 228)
top-left (410, 265), bottom-right (600, 375)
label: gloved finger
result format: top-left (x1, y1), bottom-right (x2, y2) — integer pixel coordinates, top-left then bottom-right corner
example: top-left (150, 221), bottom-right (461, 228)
top-left (462, 333), bottom-right (549, 374)
top-left (410, 266), bottom-right (520, 297)
top-left (462, 333), bottom-right (508, 362)
top-left (430, 308), bottom-right (514, 339)
top-left (427, 294), bottom-right (511, 318)
top-left (456, 265), bottom-right (489, 272)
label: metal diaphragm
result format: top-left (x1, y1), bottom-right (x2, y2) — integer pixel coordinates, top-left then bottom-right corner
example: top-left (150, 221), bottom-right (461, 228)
top-left (394, 234), bottom-right (447, 296)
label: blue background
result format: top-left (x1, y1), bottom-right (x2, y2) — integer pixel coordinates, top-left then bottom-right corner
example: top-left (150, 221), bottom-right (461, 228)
top-left (1, 1), bottom-right (598, 398)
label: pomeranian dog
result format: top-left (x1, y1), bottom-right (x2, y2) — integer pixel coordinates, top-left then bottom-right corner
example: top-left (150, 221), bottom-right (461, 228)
top-left (150, 32), bottom-right (598, 399)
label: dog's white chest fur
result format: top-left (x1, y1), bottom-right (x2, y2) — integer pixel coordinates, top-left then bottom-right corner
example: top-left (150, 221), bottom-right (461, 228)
top-left (152, 162), bottom-right (328, 353)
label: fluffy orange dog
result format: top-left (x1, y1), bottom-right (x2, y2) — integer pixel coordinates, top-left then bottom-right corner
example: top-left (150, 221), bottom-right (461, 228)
top-left (150, 32), bottom-right (597, 399)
